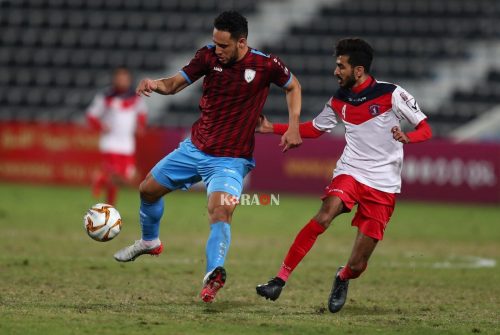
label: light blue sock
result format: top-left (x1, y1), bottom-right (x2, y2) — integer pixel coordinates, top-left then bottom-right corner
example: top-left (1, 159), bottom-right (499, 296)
top-left (140, 198), bottom-right (164, 241)
top-left (205, 222), bottom-right (231, 273)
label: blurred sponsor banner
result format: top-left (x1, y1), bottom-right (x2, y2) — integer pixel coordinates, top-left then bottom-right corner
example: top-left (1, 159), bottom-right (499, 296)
top-left (0, 122), bottom-right (100, 184)
top-left (250, 135), bottom-right (500, 204)
top-left (1, 123), bottom-right (498, 203)
top-left (0, 122), bottom-right (184, 185)
top-left (399, 139), bottom-right (499, 203)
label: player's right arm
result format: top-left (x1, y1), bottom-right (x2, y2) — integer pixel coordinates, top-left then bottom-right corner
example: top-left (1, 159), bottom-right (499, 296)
top-left (256, 115), bottom-right (325, 138)
top-left (256, 99), bottom-right (338, 138)
top-left (137, 47), bottom-right (211, 97)
top-left (86, 94), bottom-right (106, 131)
top-left (136, 46), bottom-right (213, 97)
top-left (136, 73), bottom-right (189, 97)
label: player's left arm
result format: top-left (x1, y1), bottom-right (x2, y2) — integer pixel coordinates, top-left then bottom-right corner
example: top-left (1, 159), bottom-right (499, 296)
top-left (391, 87), bottom-right (433, 144)
top-left (281, 75), bottom-right (303, 152)
top-left (391, 120), bottom-right (432, 144)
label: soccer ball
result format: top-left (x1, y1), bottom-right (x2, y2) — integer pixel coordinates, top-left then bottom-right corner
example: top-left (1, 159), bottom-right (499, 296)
top-left (83, 203), bottom-right (122, 242)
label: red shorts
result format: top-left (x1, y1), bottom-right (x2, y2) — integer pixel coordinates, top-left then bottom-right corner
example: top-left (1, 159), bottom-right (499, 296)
top-left (322, 174), bottom-right (396, 241)
top-left (101, 153), bottom-right (136, 180)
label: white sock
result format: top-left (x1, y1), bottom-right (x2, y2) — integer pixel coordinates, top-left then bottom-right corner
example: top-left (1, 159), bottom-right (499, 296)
top-left (141, 238), bottom-right (160, 247)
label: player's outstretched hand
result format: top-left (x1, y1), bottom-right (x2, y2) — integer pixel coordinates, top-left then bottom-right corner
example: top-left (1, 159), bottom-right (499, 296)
top-left (391, 126), bottom-right (410, 144)
top-left (136, 78), bottom-right (158, 97)
top-left (255, 115), bottom-right (274, 133)
top-left (280, 127), bottom-right (302, 152)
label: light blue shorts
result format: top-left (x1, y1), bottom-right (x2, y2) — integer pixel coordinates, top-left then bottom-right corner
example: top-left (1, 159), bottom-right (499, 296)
top-left (151, 138), bottom-right (255, 197)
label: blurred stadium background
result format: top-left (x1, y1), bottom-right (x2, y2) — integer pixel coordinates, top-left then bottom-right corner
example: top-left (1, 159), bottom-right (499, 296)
top-left (0, 0), bottom-right (499, 203)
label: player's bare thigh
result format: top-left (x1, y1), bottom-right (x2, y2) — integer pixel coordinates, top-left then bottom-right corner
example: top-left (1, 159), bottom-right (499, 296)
top-left (313, 195), bottom-right (347, 229)
top-left (139, 173), bottom-right (173, 202)
top-left (207, 191), bottom-right (238, 224)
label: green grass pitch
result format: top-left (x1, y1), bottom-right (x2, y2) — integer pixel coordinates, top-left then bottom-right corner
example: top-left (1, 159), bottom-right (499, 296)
top-left (0, 183), bottom-right (499, 335)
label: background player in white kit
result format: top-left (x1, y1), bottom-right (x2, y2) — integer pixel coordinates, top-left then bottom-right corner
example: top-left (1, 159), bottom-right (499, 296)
top-left (255, 38), bottom-right (432, 313)
top-left (86, 67), bottom-right (148, 205)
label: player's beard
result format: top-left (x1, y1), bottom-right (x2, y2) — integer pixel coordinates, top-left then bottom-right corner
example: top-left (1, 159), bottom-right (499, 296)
top-left (222, 49), bottom-right (239, 66)
top-left (339, 70), bottom-right (356, 89)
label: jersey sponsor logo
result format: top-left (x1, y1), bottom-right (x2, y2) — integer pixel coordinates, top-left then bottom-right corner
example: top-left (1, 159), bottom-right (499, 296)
top-left (406, 98), bottom-right (421, 113)
top-left (244, 69), bottom-right (256, 83)
top-left (332, 188), bottom-right (344, 194)
top-left (325, 185), bottom-right (344, 194)
top-left (213, 66), bottom-right (223, 72)
top-left (347, 96), bottom-right (367, 103)
top-left (335, 82), bottom-right (396, 106)
top-left (369, 104), bottom-right (380, 116)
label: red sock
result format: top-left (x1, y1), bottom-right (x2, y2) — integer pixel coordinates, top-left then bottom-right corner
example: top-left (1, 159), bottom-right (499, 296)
top-left (339, 263), bottom-right (367, 281)
top-left (106, 184), bottom-right (117, 206)
top-left (277, 219), bottom-right (326, 281)
top-left (92, 173), bottom-right (108, 198)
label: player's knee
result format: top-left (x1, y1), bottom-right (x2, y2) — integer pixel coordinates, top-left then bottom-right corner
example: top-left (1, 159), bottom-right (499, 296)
top-left (314, 197), bottom-right (344, 229)
top-left (208, 205), bottom-right (233, 223)
top-left (347, 262), bottom-right (368, 279)
top-left (314, 212), bottom-right (333, 229)
top-left (139, 180), bottom-right (161, 203)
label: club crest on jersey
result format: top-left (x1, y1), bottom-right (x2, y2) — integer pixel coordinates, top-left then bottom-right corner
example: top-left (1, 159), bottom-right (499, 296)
top-left (368, 104), bottom-right (380, 116)
top-left (244, 69), bottom-right (256, 83)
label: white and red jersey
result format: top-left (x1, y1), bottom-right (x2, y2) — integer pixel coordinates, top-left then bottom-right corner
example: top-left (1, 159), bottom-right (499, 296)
top-left (87, 89), bottom-right (147, 155)
top-left (313, 77), bottom-right (427, 193)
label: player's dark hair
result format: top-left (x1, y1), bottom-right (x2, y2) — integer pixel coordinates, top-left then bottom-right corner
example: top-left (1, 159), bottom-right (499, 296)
top-left (335, 38), bottom-right (374, 73)
top-left (214, 11), bottom-right (248, 40)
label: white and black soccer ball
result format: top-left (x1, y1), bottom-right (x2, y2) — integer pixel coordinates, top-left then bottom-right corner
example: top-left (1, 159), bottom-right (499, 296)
top-left (83, 203), bottom-right (122, 242)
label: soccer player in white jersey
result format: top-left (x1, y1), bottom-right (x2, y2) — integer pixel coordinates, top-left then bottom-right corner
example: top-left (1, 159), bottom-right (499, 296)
top-left (255, 38), bottom-right (432, 313)
top-left (87, 67), bottom-right (147, 205)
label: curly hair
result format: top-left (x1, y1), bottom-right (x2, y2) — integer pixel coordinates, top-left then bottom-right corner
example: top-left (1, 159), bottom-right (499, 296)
top-left (335, 38), bottom-right (374, 73)
top-left (214, 11), bottom-right (248, 40)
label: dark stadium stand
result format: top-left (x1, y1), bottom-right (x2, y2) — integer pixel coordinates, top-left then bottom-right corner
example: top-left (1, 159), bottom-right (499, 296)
top-left (0, 0), bottom-right (258, 121)
top-left (168, 0), bottom-right (500, 137)
top-left (1, 0), bottom-right (499, 137)
top-left (258, 0), bottom-right (500, 137)
top-left (430, 69), bottom-right (500, 135)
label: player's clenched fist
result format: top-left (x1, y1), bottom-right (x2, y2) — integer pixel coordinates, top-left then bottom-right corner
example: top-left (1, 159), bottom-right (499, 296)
top-left (136, 78), bottom-right (158, 97)
top-left (391, 126), bottom-right (410, 144)
top-left (280, 127), bottom-right (302, 152)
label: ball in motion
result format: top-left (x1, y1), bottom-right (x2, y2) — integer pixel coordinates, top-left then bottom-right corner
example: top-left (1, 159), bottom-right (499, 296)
top-left (83, 203), bottom-right (122, 242)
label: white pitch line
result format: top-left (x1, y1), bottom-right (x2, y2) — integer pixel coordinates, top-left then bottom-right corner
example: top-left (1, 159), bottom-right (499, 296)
top-left (432, 256), bottom-right (497, 269)
top-left (383, 256), bottom-right (497, 269)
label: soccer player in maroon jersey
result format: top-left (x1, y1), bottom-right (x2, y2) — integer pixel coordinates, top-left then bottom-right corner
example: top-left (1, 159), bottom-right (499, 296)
top-left (113, 11), bottom-right (302, 303)
top-left (255, 38), bottom-right (432, 312)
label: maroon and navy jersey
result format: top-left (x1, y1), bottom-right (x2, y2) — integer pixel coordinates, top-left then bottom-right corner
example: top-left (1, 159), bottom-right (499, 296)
top-left (180, 45), bottom-right (292, 158)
